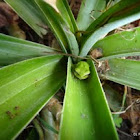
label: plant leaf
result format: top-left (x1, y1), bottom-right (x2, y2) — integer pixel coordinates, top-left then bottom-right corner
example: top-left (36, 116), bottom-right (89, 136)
top-left (40, 108), bottom-right (57, 139)
top-left (4, 0), bottom-right (79, 54)
top-left (80, 0), bottom-right (140, 56)
top-left (103, 84), bottom-right (122, 112)
top-left (4, 0), bottom-right (48, 37)
top-left (93, 27), bottom-right (140, 60)
top-left (112, 114), bottom-right (122, 128)
top-left (0, 33), bottom-right (57, 65)
top-left (77, 0), bottom-right (106, 30)
top-left (59, 58), bottom-right (118, 140)
top-left (102, 58), bottom-right (140, 90)
top-left (35, 0), bottom-right (79, 55)
top-left (37, 0), bottom-right (77, 32)
top-left (0, 55), bottom-right (66, 139)
top-left (26, 128), bottom-right (39, 140)
top-left (62, 0), bottom-right (78, 32)
top-left (87, 0), bottom-right (140, 33)
top-left (38, 117), bottom-right (58, 134)
top-left (32, 119), bottom-right (44, 140)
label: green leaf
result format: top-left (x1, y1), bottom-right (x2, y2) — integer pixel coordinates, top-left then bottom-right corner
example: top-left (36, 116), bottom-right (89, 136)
top-left (112, 114), bottom-right (123, 128)
top-left (38, 117), bottom-right (58, 134)
top-left (40, 108), bottom-right (57, 140)
top-left (62, 0), bottom-right (78, 32)
top-left (103, 84), bottom-right (122, 112)
top-left (93, 27), bottom-right (140, 60)
top-left (77, 0), bottom-right (106, 30)
top-left (0, 34), bottom-right (57, 65)
top-left (80, 0), bottom-right (140, 56)
top-left (87, 0), bottom-right (140, 33)
top-left (32, 119), bottom-right (44, 140)
top-left (62, 27), bottom-right (79, 55)
top-left (35, 0), bottom-right (79, 55)
top-left (59, 58), bottom-right (118, 140)
top-left (4, 0), bottom-right (48, 37)
top-left (0, 55), bottom-right (66, 139)
top-left (102, 58), bottom-right (140, 90)
top-left (37, 0), bottom-right (77, 32)
top-left (26, 128), bottom-right (39, 140)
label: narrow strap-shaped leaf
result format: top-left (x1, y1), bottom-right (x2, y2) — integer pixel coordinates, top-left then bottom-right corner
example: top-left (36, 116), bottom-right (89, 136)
top-left (38, 117), bottom-right (58, 134)
top-left (87, 0), bottom-right (140, 32)
top-left (40, 108), bottom-right (57, 139)
top-left (0, 55), bottom-right (66, 140)
top-left (102, 58), bottom-right (140, 90)
top-left (0, 34), bottom-right (57, 65)
top-left (38, 0), bottom-right (77, 32)
top-left (93, 27), bottom-right (140, 60)
top-left (62, 26), bottom-right (79, 55)
top-left (103, 84), bottom-right (122, 112)
top-left (35, 0), bottom-right (79, 55)
top-left (4, 0), bottom-right (48, 37)
top-left (62, 0), bottom-right (78, 31)
top-left (0, 55), bottom-right (65, 105)
top-left (80, 0), bottom-right (140, 56)
top-left (77, 0), bottom-right (106, 31)
top-left (59, 58), bottom-right (118, 140)
top-left (26, 128), bottom-right (39, 140)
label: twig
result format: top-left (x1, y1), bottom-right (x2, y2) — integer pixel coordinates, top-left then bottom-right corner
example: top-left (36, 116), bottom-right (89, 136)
top-left (116, 128), bottom-right (132, 137)
top-left (89, 55), bottom-right (100, 64)
top-left (25, 125), bottom-right (34, 129)
top-left (43, 51), bottom-right (100, 64)
top-left (120, 85), bottom-right (127, 111)
top-left (112, 97), bottom-right (140, 115)
top-left (112, 101), bottom-right (135, 115)
top-left (44, 51), bottom-right (88, 59)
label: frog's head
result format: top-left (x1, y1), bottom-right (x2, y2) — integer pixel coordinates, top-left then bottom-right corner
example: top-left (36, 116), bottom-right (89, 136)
top-left (73, 61), bottom-right (90, 80)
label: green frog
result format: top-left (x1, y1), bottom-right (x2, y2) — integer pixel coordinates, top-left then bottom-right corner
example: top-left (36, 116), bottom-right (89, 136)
top-left (73, 61), bottom-right (90, 80)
